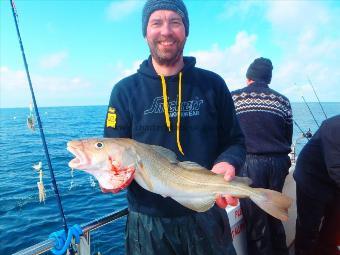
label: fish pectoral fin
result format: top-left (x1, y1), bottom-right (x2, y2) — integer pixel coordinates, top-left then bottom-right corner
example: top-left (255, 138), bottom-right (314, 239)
top-left (177, 161), bottom-right (206, 171)
top-left (172, 196), bottom-right (215, 212)
top-left (150, 145), bottom-right (178, 164)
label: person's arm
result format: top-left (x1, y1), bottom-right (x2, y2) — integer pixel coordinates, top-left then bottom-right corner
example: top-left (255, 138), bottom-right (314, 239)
top-left (104, 81), bottom-right (132, 138)
top-left (321, 118), bottom-right (340, 188)
top-left (286, 100), bottom-right (293, 146)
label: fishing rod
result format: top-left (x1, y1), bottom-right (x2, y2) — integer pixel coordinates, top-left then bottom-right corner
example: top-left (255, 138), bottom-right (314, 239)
top-left (301, 96), bottom-right (320, 128)
top-left (293, 120), bottom-right (312, 140)
top-left (307, 77), bottom-right (328, 120)
top-left (10, 0), bottom-right (69, 234)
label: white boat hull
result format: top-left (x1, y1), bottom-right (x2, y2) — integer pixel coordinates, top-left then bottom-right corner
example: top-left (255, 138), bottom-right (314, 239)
top-left (226, 165), bottom-right (296, 254)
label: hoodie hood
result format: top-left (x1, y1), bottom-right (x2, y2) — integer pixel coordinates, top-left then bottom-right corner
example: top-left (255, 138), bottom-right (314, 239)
top-left (137, 56), bottom-right (196, 79)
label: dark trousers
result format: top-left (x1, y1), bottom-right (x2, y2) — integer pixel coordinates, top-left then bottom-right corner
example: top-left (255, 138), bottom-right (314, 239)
top-left (295, 187), bottom-right (340, 255)
top-left (125, 206), bottom-right (236, 255)
top-left (238, 154), bottom-right (290, 255)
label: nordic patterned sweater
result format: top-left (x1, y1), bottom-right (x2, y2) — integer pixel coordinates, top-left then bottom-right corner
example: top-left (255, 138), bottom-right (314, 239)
top-left (231, 81), bottom-right (293, 155)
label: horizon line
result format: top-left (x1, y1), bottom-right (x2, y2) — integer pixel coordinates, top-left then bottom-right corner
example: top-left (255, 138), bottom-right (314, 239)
top-left (1, 101), bottom-right (340, 110)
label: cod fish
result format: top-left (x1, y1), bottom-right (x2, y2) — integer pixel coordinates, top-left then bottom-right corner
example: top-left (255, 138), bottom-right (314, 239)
top-left (67, 138), bottom-right (292, 221)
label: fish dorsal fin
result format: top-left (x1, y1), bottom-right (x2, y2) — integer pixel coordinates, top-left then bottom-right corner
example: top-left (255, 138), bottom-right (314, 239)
top-left (150, 145), bottom-right (178, 164)
top-left (178, 161), bottom-right (206, 171)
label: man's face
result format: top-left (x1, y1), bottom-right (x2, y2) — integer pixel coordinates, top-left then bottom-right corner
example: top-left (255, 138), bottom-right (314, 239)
top-left (146, 10), bottom-right (186, 66)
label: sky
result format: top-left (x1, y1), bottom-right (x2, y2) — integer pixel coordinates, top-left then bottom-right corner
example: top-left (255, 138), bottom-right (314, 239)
top-left (1, 0), bottom-right (340, 108)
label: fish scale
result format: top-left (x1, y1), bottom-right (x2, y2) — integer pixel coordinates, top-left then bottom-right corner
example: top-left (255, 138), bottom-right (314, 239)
top-left (67, 138), bottom-right (293, 221)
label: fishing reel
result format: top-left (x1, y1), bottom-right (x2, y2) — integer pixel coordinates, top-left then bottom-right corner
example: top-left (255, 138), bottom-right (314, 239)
top-left (303, 129), bottom-right (313, 139)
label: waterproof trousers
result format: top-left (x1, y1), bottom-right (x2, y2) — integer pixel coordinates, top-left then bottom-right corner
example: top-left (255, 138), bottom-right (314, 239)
top-left (238, 154), bottom-right (290, 255)
top-left (295, 187), bottom-right (340, 255)
top-left (125, 206), bottom-right (237, 255)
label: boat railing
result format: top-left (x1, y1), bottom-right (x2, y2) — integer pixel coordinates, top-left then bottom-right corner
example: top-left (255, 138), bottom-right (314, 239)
top-left (12, 208), bottom-right (129, 255)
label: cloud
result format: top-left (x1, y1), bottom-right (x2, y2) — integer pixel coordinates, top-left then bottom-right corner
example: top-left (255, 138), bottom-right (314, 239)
top-left (0, 66), bottom-right (93, 107)
top-left (0, 66), bottom-right (26, 89)
top-left (189, 31), bottom-right (259, 90)
top-left (217, 1), bottom-right (340, 102)
top-left (39, 50), bottom-right (68, 69)
top-left (106, 59), bottom-right (143, 86)
top-left (273, 34), bottom-right (340, 102)
top-left (218, 1), bottom-right (264, 20)
top-left (1, 66), bottom-right (91, 93)
top-left (122, 60), bottom-right (142, 77)
top-left (266, 1), bottom-right (330, 34)
top-left (106, 1), bottom-right (143, 21)
top-left (265, 2), bottom-right (340, 102)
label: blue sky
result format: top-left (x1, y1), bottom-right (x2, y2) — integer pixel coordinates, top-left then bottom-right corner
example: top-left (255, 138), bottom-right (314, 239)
top-left (1, 0), bottom-right (340, 108)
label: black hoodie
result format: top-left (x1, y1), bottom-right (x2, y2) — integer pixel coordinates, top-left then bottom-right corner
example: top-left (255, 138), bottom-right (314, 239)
top-left (293, 115), bottom-right (340, 204)
top-left (104, 56), bottom-right (246, 217)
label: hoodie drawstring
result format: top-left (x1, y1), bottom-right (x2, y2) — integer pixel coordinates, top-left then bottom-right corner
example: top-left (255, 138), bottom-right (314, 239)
top-left (176, 72), bottom-right (184, 155)
top-left (160, 75), bottom-right (171, 132)
top-left (160, 72), bottom-right (184, 155)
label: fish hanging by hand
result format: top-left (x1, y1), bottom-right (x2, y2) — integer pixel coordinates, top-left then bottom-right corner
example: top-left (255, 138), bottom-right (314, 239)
top-left (67, 138), bottom-right (293, 221)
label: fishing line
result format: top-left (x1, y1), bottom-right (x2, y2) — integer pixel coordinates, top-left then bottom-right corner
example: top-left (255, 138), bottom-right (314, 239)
top-left (301, 96), bottom-right (320, 128)
top-left (293, 120), bottom-right (311, 140)
top-left (10, 0), bottom-right (69, 234)
top-left (307, 77), bottom-right (328, 120)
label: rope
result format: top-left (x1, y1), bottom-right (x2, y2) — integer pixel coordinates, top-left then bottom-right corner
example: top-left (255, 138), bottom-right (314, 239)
top-left (49, 224), bottom-right (83, 255)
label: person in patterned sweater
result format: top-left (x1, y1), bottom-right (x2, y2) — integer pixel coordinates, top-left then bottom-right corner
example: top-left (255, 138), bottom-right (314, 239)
top-left (231, 57), bottom-right (293, 255)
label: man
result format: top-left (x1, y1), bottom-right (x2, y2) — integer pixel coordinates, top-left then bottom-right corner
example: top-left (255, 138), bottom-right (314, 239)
top-left (231, 57), bottom-right (293, 255)
top-left (294, 115), bottom-right (340, 255)
top-left (103, 0), bottom-right (246, 254)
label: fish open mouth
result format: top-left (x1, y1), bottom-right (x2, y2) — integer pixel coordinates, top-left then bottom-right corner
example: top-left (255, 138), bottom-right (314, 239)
top-left (67, 145), bottom-right (90, 169)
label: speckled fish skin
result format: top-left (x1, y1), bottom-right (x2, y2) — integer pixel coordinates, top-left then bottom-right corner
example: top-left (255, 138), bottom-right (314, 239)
top-left (67, 138), bottom-right (292, 221)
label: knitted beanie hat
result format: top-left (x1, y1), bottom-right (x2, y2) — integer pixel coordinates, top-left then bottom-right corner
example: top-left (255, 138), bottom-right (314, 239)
top-left (246, 57), bottom-right (273, 84)
top-left (142, 0), bottom-right (189, 37)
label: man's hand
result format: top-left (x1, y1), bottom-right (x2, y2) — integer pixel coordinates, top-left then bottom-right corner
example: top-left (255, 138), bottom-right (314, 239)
top-left (212, 162), bottom-right (239, 208)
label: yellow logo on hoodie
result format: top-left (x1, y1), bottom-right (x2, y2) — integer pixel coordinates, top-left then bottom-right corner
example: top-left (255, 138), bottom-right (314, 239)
top-left (106, 107), bottom-right (117, 128)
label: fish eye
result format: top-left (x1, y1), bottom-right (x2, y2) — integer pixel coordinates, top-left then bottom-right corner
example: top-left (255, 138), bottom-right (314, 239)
top-left (95, 142), bottom-right (104, 149)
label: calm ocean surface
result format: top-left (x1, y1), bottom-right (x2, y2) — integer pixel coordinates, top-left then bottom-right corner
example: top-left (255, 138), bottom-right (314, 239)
top-left (0, 103), bottom-right (339, 254)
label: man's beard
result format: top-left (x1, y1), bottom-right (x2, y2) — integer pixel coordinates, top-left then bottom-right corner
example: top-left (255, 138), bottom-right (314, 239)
top-left (148, 36), bottom-right (186, 66)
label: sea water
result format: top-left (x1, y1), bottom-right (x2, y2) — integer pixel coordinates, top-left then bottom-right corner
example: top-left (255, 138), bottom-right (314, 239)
top-left (0, 103), bottom-right (338, 254)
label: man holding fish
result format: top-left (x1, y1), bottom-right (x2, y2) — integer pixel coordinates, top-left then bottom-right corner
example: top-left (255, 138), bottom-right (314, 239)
top-left (104, 0), bottom-right (244, 254)
top-left (105, 0), bottom-right (245, 254)
top-left (67, 0), bottom-right (292, 254)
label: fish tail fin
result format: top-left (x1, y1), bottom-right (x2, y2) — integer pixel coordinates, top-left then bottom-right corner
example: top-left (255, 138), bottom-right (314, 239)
top-left (249, 188), bottom-right (293, 221)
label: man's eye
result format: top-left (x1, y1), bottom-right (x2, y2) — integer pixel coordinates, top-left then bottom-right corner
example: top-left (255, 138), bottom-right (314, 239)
top-left (95, 142), bottom-right (104, 149)
top-left (152, 22), bottom-right (161, 27)
top-left (171, 20), bottom-right (182, 25)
